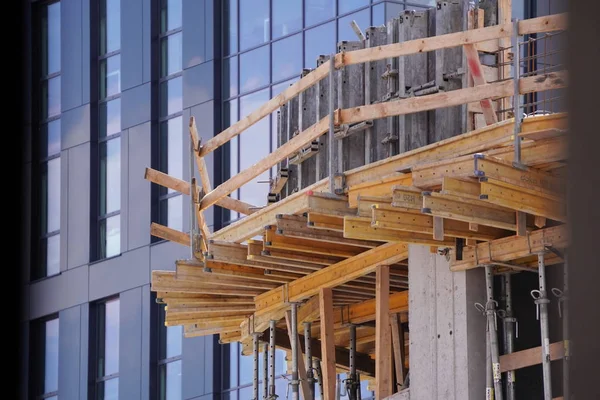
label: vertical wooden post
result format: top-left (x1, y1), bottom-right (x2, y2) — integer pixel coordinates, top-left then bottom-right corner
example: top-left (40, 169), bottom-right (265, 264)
top-left (516, 211), bottom-right (527, 236)
top-left (319, 288), bottom-right (336, 400)
top-left (390, 313), bottom-right (407, 389)
top-left (376, 265), bottom-right (392, 398)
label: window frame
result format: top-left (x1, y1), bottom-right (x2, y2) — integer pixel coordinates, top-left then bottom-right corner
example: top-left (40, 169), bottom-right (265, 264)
top-left (30, 314), bottom-right (60, 400)
top-left (155, 0), bottom-right (184, 232)
top-left (88, 296), bottom-right (121, 400)
top-left (33, 0), bottom-right (62, 281)
top-left (94, 0), bottom-right (122, 261)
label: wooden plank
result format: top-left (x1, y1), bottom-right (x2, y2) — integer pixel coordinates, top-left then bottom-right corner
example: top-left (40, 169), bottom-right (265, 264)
top-left (307, 213), bottom-right (344, 232)
top-left (480, 178), bottom-right (567, 222)
top-left (451, 224), bottom-right (568, 271)
top-left (264, 227), bottom-right (368, 258)
top-left (464, 43), bottom-right (498, 125)
top-left (344, 216), bottom-right (456, 246)
top-left (474, 154), bottom-right (566, 196)
top-left (441, 176), bottom-right (481, 198)
top-left (390, 313), bottom-right (406, 387)
top-left (184, 325), bottom-right (242, 337)
top-left (151, 271), bottom-right (263, 296)
top-left (191, 179), bottom-right (210, 253)
top-left (342, 14), bottom-right (566, 67)
top-left (498, 0), bottom-right (512, 121)
top-left (348, 174), bottom-right (413, 208)
top-left (499, 341), bottom-right (564, 373)
top-left (144, 167), bottom-right (257, 215)
top-left (189, 117), bottom-right (213, 193)
top-left (433, 216), bottom-right (445, 241)
top-left (391, 186), bottom-right (424, 210)
top-left (339, 72), bottom-right (566, 127)
top-left (422, 192), bottom-right (517, 231)
top-left (150, 222), bottom-right (189, 246)
top-left (218, 331), bottom-right (242, 344)
top-left (285, 310), bottom-right (312, 400)
top-left (376, 265), bottom-right (392, 398)
top-left (372, 207), bottom-right (510, 241)
top-left (319, 287), bottom-right (336, 400)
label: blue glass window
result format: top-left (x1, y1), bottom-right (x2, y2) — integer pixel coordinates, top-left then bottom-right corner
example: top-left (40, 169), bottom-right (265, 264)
top-left (272, 34), bottom-right (302, 83)
top-left (305, 21), bottom-right (336, 68)
top-left (273, 0), bottom-right (302, 39)
top-left (239, 0), bottom-right (270, 50)
top-left (240, 45), bottom-right (270, 93)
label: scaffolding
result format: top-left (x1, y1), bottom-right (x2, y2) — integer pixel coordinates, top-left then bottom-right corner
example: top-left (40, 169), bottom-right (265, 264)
top-left (147, 3), bottom-right (568, 399)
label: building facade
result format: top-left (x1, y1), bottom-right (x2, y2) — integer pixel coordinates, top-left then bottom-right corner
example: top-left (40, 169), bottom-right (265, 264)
top-left (20, 0), bottom-right (563, 399)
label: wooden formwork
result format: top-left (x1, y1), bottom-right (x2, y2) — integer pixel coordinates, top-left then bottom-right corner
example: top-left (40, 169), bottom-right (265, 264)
top-left (146, 5), bottom-right (568, 399)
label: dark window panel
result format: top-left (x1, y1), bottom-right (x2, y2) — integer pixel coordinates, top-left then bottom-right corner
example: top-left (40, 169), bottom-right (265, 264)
top-left (44, 318), bottom-right (59, 394)
top-left (100, 0), bottom-right (121, 55)
top-left (223, 56), bottom-right (238, 99)
top-left (104, 299), bottom-right (120, 376)
top-left (239, 0), bottom-right (269, 51)
top-left (100, 54), bottom-right (121, 99)
top-left (239, 89), bottom-right (270, 207)
top-left (272, 0), bottom-right (302, 39)
top-left (159, 360), bottom-right (182, 399)
top-left (99, 98), bottom-right (121, 139)
top-left (161, 0), bottom-right (182, 33)
top-left (41, 233), bottom-right (61, 277)
top-left (373, 2), bottom-right (385, 26)
top-left (305, 0), bottom-right (335, 27)
top-left (339, 0), bottom-right (369, 15)
top-left (41, 157), bottom-right (61, 234)
top-left (160, 76), bottom-right (183, 117)
top-left (99, 138), bottom-right (121, 216)
top-left (338, 8), bottom-right (370, 41)
top-left (239, 45), bottom-right (269, 94)
top-left (42, 2), bottom-right (61, 76)
top-left (41, 119), bottom-right (61, 158)
top-left (386, 2), bottom-right (405, 20)
top-left (304, 21), bottom-right (335, 68)
top-left (272, 33), bottom-right (302, 83)
top-left (42, 76), bottom-right (61, 119)
top-left (224, 0), bottom-right (238, 55)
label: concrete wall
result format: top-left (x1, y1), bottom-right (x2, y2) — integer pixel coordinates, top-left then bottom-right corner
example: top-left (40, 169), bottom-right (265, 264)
top-left (21, 0), bottom-right (218, 399)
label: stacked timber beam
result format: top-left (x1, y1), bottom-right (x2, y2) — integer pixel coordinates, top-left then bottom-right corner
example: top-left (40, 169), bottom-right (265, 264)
top-left (145, 6), bottom-right (568, 399)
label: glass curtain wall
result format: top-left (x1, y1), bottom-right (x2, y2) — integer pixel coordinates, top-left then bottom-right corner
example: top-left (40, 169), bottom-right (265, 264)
top-left (157, 307), bottom-right (183, 399)
top-left (31, 316), bottom-right (60, 400)
top-left (157, 0), bottom-right (184, 232)
top-left (97, 0), bottom-right (122, 259)
top-left (36, 0), bottom-right (62, 280)
top-left (92, 298), bottom-right (120, 400)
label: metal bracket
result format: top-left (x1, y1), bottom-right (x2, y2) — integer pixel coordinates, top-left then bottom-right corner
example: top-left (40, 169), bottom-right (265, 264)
top-left (443, 67), bottom-right (466, 80)
top-left (381, 134), bottom-right (399, 145)
top-left (333, 173), bottom-right (346, 195)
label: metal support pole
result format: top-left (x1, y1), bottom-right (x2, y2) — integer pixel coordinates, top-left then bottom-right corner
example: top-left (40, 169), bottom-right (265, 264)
top-left (531, 252), bottom-right (553, 400)
top-left (502, 273), bottom-right (517, 400)
top-left (304, 322), bottom-right (315, 400)
top-left (269, 320), bottom-right (277, 398)
top-left (314, 359), bottom-right (324, 398)
top-left (253, 334), bottom-right (260, 400)
top-left (328, 53), bottom-right (336, 193)
top-left (561, 254), bottom-right (570, 400)
top-left (290, 304), bottom-right (300, 400)
top-left (512, 18), bottom-right (524, 168)
top-left (262, 342), bottom-right (269, 399)
top-left (189, 134), bottom-right (196, 257)
top-left (347, 324), bottom-right (358, 400)
top-left (485, 266), bottom-right (504, 400)
top-left (486, 329), bottom-right (494, 400)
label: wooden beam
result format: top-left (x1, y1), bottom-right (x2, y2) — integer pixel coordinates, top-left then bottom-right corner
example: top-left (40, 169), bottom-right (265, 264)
top-left (480, 178), bottom-right (567, 222)
top-left (307, 213), bottom-right (344, 232)
top-left (500, 341), bottom-right (564, 373)
top-left (319, 288), bottom-right (337, 400)
top-left (376, 265), bottom-right (392, 398)
top-left (433, 216), bottom-right (445, 241)
top-left (150, 222), bottom-right (189, 246)
top-left (451, 224), bottom-right (568, 271)
top-left (184, 325), bottom-right (242, 337)
top-left (498, 0), bottom-right (512, 121)
top-left (344, 216), bottom-right (456, 246)
top-left (422, 192), bottom-right (518, 231)
top-left (219, 331), bottom-right (242, 344)
top-left (338, 72), bottom-right (566, 126)
top-left (189, 117), bottom-right (213, 193)
top-left (297, 295), bottom-right (321, 326)
top-left (464, 43), bottom-right (498, 125)
top-left (151, 271), bottom-right (264, 296)
top-left (372, 206), bottom-right (510, 241)
top-left (144, 167), bottom-right (257, 215)
top-left (390, 313), bottom-right (406, 387)
top-left (191, 178), bottom-right (210, 253)
top-left (348, 174), bottom-right (413, 208)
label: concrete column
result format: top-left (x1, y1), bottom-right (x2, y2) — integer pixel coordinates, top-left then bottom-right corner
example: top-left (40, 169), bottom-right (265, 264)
top-left (408, 244), bottom-right (486, 400)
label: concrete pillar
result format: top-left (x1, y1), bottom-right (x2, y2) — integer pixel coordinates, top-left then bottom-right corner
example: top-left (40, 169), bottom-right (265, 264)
top-left (408, 244), bottom-right (486, 400)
